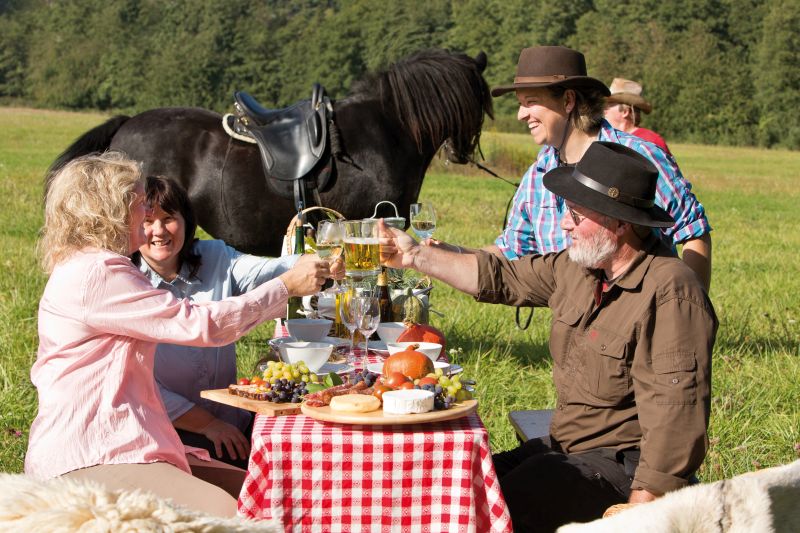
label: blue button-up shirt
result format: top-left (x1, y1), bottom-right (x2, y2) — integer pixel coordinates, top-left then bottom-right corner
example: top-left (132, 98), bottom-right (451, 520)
top-left (495, 119), bottom-right (711, 259)
top-left (138, 239), bottom-right (298, 431)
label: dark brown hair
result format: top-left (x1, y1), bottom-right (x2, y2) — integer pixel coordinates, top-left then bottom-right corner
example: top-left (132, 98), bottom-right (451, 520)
top-left (133, 175), bottom-right (202, 279)
top-left (548, 86), bottom-right (606, 133)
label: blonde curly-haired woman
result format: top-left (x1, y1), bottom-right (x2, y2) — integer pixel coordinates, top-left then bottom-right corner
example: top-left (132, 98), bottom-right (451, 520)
top-left (26, 152), bottom-right (330, 516)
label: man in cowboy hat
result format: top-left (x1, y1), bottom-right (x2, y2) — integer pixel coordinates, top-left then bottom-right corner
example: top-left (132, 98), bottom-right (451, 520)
top-left (379, 142), bottom-right (717, 531)
top-left (604, 77), bottom-right (671, 154)
top-left (471, 45), bottom-right (712, 291)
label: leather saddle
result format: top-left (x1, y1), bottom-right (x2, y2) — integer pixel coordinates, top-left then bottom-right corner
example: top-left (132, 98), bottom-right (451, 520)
top-left (233, 84), bottom-right (334, 211)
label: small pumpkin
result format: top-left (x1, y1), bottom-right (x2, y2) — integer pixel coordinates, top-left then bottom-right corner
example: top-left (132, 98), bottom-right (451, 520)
top-left (391, 288), bottom-right (429, 324)
top-left (397, 320), bottom-right (446, 358)
top-left (382, 345), bottom-right (434, 380)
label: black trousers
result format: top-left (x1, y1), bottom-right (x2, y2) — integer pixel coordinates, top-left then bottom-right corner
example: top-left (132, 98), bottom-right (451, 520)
top-left (175, 413), bottom-right (254, 470)
top-left (493, 437), bottom-right (634, 533)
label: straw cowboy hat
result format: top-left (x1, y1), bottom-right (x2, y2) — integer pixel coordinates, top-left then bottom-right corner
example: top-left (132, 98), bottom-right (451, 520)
top-left (604, 78), bottom-right (653, 113)
top-left (491, 46), bottom-right (610, 97)
top-left (543, 141), bottom-right (673, 228)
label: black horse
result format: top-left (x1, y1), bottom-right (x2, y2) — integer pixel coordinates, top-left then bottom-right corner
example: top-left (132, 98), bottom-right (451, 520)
top-left (48, 49), bottom-right (493, 256)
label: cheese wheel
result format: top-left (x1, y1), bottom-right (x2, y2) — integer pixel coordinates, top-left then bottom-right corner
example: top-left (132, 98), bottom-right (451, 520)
top-left (382, 389), bottom-right (434, 415)
top-left (329, 394), bottom-right (381, 413)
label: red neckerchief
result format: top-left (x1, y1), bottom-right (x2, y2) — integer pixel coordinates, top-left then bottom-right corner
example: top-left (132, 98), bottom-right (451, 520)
top-left (593, 274), bottom-right (616, 307)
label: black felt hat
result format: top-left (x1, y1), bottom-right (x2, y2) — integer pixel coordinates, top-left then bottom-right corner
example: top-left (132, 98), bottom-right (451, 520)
top-left (543, 142), bottom-right (674, 228)
top-left (491, 46), bottom-right (609, 97)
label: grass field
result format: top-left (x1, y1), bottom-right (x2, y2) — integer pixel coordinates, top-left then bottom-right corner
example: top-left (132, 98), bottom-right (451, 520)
top-left (1, 107), bottom-right (798, 481)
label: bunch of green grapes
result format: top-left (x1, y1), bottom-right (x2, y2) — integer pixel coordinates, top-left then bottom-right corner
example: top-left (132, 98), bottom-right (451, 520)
top-left (261, 360), bottom-right (322, 385)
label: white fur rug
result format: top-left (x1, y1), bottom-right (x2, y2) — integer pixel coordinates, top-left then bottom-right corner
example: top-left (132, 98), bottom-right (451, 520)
top-left (557, 460), bottom-right (800, 533)
top-left (0, 473), bottom-right (281, 532)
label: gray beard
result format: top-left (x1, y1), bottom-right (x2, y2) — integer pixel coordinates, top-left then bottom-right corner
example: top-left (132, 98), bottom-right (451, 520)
top-left (568, 228), bottom-right (617, 269)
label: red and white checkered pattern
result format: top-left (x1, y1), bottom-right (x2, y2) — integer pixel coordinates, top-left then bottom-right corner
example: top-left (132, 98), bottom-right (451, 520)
top-left (238, 412), bottom-right (512, 532)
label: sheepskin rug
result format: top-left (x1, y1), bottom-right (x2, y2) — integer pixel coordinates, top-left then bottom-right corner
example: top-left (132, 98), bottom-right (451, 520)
top-left (557, 460), bottom-right (800, 533)
top-left (0, 473), bottom-right (282, 532)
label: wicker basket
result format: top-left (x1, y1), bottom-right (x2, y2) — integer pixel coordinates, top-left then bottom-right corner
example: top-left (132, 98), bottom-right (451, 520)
top-left (282, 206), bottom-right (344, 256)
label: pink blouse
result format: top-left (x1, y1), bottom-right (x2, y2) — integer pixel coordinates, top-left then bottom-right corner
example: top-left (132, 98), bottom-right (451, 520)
top-left (25, 249), bottom-right (288, 479)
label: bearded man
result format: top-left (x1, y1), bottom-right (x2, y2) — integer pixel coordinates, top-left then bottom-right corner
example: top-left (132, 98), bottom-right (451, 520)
top-left (379, 142), bottom-right (717, 532)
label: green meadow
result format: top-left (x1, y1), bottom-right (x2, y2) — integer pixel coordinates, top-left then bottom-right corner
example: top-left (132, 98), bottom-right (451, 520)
top-left (1, 107), bottom-right (797, 480)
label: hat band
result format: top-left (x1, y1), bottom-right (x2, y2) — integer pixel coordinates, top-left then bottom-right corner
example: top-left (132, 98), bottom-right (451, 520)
top-left (514, 75), bottom-right (569, 83)
top-left (571, 169), bottom-right (654, 209)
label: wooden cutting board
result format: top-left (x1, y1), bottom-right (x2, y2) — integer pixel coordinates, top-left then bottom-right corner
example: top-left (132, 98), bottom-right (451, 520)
top-left (200, 388), bottom-right (301, 416)
top-left (300, 399), bottom-right (478, 425)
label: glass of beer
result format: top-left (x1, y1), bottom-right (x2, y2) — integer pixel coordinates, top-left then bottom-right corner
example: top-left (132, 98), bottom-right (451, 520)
top-left (343, 219), bottom-right (381, 279)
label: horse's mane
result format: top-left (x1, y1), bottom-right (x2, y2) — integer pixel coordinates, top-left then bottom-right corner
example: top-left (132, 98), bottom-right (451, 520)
top-left (351, 49), bottom-right (493, 163)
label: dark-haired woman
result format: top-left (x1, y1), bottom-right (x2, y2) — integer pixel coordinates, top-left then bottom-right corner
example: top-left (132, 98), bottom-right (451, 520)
top-left (132, 176), bottom-right (337, 478)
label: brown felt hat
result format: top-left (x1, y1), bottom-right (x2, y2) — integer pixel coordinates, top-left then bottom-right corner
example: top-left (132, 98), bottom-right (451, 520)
top-left (491, 46), bottom-right (609, 98)
top-left (605, 78), bottom-right (653, 113)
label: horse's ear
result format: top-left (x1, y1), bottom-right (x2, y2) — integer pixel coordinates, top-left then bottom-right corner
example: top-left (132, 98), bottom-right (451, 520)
top-left (474, 51), bottom-right (487, 73)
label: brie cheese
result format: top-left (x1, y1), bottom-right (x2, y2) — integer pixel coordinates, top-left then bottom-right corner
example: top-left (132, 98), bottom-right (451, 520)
top-left (382, 389), bottom-right (434, 415)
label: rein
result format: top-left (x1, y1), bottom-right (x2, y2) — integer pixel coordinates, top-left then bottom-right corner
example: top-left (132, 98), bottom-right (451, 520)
top-left (465, 152), bottom-right (534, 331)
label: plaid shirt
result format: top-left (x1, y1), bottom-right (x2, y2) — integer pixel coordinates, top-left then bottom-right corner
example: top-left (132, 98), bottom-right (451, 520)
top-left (495, 120), bottom-right (711, 259)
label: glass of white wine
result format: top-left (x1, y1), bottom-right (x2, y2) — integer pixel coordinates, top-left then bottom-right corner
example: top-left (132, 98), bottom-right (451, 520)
top-left (410, 202), bottom-right (436, 240)
top-left (316, 219), bottom-right (345, 293)
top-left (353, 294), bottom-right (380, 367)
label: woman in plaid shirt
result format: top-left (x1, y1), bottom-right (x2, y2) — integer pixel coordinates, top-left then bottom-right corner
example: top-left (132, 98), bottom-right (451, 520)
top-left (484, 46), bottom-right (712, 291)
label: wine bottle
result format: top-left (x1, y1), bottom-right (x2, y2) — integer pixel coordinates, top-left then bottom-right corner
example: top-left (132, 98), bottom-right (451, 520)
top-left (285, 221), bottom-right (305, 325)
top-left (376, 269), bottom-right (392, 324)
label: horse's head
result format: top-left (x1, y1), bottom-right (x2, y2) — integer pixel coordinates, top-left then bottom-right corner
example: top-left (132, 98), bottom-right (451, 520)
top-left (354, 49), bottom-right (494, 165)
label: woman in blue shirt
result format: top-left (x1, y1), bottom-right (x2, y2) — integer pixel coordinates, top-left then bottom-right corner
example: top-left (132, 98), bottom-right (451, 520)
top-left (133, 176), bottom-right (336, 472)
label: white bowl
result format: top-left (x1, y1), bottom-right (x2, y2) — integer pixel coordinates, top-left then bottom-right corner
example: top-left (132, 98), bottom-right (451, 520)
top-left (278, 341), bottom-right (334, 373)
top-left (386, 341), bottom-right (443, 362)
top-left (376, 322), bottom-right (407, 343)
top-left (285, 318), bottom-right (333, 342)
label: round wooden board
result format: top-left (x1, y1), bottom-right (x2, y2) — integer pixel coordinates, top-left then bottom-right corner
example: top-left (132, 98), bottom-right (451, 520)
top-left (300, 399), bottom-right (478, 425)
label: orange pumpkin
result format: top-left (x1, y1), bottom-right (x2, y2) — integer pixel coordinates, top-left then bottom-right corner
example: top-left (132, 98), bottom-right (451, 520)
top-left (382, 347), bottom-right (434, 380)
top-left (397, 321), bottom-right (446, 358)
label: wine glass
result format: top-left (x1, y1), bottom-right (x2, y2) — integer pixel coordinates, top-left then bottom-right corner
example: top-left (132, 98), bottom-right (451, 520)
top-left (410, 203), bottom-right (436, 240)
top-left (316, 219), bottom-right (345, 294)
top-left (339, 288), bottom-right (359, 368)
top-left (353, 295), bottom-right (380, 367)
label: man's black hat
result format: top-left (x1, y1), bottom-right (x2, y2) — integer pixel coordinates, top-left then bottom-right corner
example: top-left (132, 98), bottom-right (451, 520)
top-left (543, 142), bottom-right (674, 228)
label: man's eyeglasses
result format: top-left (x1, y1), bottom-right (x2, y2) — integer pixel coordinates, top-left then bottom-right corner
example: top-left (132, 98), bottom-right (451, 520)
top-left (567, 206), bottom-right (586, 226)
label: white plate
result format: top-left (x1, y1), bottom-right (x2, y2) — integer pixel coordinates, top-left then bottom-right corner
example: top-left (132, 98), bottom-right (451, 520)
top-left (317, 362), bottom-right (354, 375)
top-left (365, 361), bottom-right (462, 376)
top-left (357, 340), bottom-right (389, 354)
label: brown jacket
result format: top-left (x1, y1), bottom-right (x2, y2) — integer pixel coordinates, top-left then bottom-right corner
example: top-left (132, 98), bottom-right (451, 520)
top-left (475, 238), bottom-right (717, 495)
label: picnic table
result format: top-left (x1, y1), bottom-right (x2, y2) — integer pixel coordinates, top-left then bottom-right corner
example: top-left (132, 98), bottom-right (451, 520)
top-left (236, 350), bottom-right (513, 532)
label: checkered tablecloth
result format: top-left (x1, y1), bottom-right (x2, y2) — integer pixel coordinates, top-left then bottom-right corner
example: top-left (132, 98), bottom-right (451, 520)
top-left (238, 339), bottom-right (511, 532)
top-left (239, 411), bottom-right (511, 532)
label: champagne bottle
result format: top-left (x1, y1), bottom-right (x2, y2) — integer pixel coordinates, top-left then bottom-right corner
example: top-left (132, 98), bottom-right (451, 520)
top-left (285, 221), bottom-right (305, 325)
top-left (376, 269), bottom-right (392, 324)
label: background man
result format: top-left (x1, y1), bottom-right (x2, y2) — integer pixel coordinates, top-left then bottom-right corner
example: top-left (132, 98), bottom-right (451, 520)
top-left (380, 142), bottom-right (717, 531)
top-left (604, 77), bottom-right (671, 154)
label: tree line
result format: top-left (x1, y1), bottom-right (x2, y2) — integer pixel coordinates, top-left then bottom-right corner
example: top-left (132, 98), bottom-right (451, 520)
top-left (1, 0), bottom-right (798, 149)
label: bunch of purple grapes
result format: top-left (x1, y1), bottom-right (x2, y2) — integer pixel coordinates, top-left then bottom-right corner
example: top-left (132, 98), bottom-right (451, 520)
top-left (352, 368), bottom-right (378, 387)
top-left (417, 383), bottom-right (455, 410)
top-left (264, 378), bottom-right (307, 403)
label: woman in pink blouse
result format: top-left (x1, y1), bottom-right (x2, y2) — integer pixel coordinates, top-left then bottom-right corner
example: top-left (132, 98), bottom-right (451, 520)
top-left (26, 152), bottom-right (330, 517)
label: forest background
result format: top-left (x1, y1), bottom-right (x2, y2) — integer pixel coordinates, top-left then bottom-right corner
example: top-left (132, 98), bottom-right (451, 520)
top-left (1, 0), bottom-right (799, 149)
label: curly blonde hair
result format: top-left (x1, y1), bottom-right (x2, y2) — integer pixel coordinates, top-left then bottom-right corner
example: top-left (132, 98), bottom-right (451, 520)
top-left (40, 152), bottom-right (142, 273)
